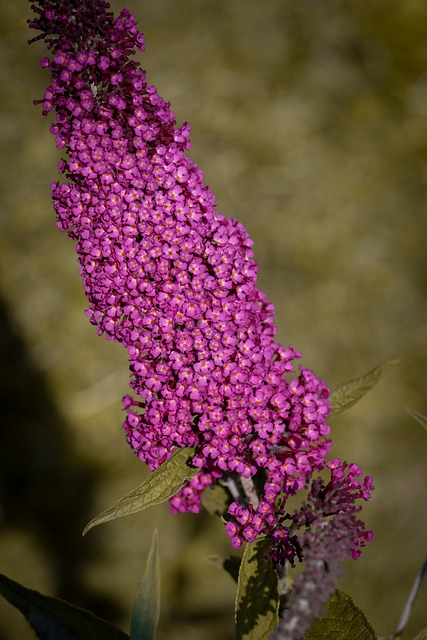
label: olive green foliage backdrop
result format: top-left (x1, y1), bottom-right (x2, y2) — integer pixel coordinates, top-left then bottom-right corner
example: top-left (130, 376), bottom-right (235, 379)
top-left (0, 1), bottom-right (426, 638)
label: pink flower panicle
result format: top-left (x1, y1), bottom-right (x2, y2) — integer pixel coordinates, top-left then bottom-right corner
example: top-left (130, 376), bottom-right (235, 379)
top-left (29, 0), bottom-right (372, 565)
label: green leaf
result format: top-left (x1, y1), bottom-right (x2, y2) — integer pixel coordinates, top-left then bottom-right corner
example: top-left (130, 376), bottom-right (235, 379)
top-left (329, 359), bottom-right (399, 416)
top-left (83, 447), bottom-right (197, 535)
top-left (206, 555), bottom-right (242, 583)
top-left (130, 530), bottom-right (160, 640)
top-left (0, 571), bottom-right (129, 640)
top-left (201, 484), bottom-right (230, 516)
top-left (406, 407), bottom-right (427, 432)
top-left (235, 537), bottom-right (279, 640)
top-left (411, 627), bottom-right (427, 640)
top-left (304, 590), bottom-right (377, 640)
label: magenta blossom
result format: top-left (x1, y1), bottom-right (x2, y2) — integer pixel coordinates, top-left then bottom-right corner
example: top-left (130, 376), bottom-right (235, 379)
top-left (29, 0), bottom-right (372, 565)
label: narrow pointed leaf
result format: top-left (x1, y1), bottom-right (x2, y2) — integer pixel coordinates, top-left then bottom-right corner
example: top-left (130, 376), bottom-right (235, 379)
top-left (406, 407), bottom-right (427, 432)
top-left (0, 571), bottom-right (129, 640)
top-left (329, 359), bottom-right (399, 416)
top-left (130, 530), bottom-right (160, 640)
top-left (394, 558), bottom-right (427, 639)
top-left (411, 627), bottom-right (427, 640)
top-left (304, 590), bottom-right (376, 640)
top-left (235, 537), bottom-right (279, 639)
top-left (206, 555), bottom-right (242, 583)
top-left (83, 447), bottom-right (197, 535)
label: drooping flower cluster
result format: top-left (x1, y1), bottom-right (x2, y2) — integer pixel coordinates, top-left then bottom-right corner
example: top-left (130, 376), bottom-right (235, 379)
top-left (272, 460), bottom-right (374, 639)
top-left (29, 0), bottom-right (372, 564)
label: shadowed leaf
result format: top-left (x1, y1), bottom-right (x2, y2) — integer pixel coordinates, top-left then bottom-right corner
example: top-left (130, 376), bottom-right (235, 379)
top-left (411, 627), bottom-right (427, 640)
top-left (0, 572), bottom-right (129, 640)
top-left (235, 537), bottom-right (279, 639)
top-left (406, 407), bottom-right (427, 432)
top-left (83, 447), bottom-right (197, 535)
top-left (304, 590), bottom-right (376, 640)
top-left (130, 530), bottom-right (160, 640)
top-left (329, 360), bottom-right (399, 416)
top-left (206, 555), bottom-right (242, 583)
top-left (201, 484), bottom-right (230, 516)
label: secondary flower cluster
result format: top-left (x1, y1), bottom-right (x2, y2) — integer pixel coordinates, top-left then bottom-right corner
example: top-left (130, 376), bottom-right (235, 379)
top-left (273, 460), bottom-right (374, 638)
top-left (29, 0), bottom-right (372, 563)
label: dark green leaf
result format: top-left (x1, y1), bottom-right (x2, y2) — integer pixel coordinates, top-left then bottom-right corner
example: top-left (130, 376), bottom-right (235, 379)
top-left (130, 530), bottom-right (160, 640)
top-left (304, 590), bottom-right (377, 640)
top-left (201, 484), bottom-right (230, 516)
top-left (83, 447), bottom-right (197, 535)
top-left (329, 360), bottom-right (399, 416)
top-left (0, 571), bottom-right (129, 640)
top-left (235, 537), bottom-right (279, 639)
top-left (206, 555), bottom-right (242, 583)
top-left (406, 407), bottom-right (427, 432)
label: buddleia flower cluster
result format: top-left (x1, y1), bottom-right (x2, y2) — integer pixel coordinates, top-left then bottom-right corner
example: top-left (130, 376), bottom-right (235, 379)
top-left (28, 0), bottom-right (373, 591)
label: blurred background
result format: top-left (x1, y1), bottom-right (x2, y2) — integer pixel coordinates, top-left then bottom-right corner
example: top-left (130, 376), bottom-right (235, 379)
top-left (0, 0), bottom-right (426, 638)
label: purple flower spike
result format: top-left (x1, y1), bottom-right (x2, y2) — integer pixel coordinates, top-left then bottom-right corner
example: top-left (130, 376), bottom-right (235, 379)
top-left (29, 0), bottom-right (372, 565)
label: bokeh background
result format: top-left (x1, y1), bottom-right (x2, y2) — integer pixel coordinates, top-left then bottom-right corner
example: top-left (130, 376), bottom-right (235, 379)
top-left (1, 0), bottom-right (426, 638)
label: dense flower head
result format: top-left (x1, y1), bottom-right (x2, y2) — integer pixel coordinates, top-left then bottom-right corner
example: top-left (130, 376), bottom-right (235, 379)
top-left (29, 0), bottom-right (372, 564)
